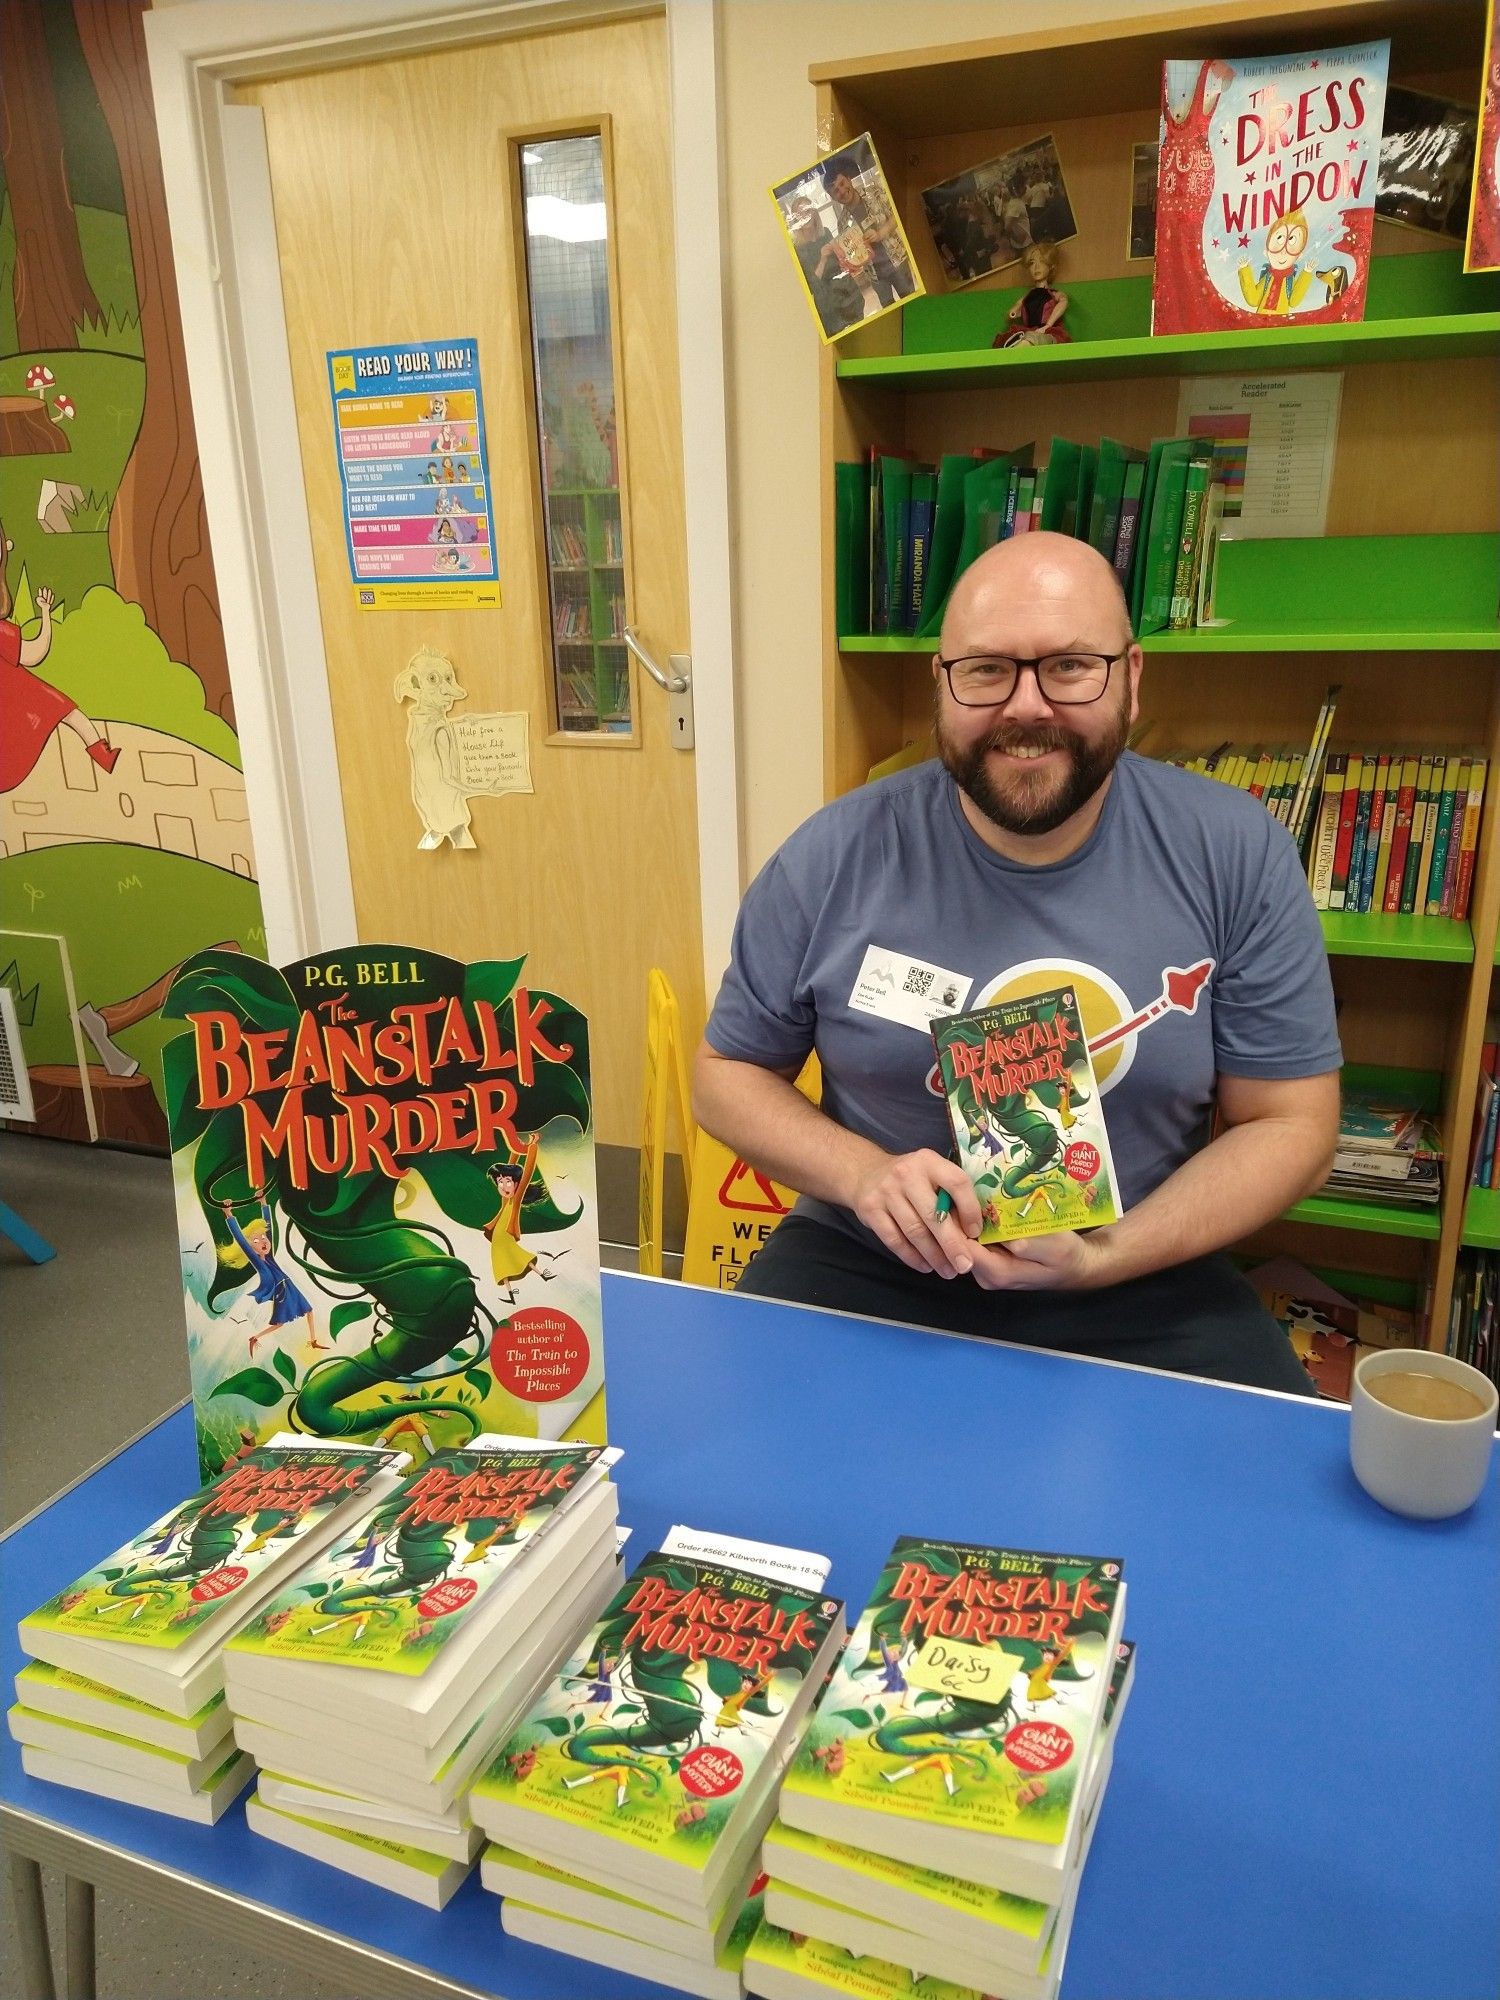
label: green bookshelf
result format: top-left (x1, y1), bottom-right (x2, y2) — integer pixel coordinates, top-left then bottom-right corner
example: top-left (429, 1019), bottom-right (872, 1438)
top-left (1462, 1187), bottom-right (1500, 1250)
top-left (836, 254), bottom-right (1500, 391)
top-left (1318, 913), bottom-right (1473, 965)
top-left (840, 536), bottom-right (1498, 654)
top-left (1287, 1193), bottom-right (1442, 1241)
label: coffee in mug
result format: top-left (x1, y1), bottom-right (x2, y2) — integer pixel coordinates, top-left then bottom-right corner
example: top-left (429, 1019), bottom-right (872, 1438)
top-left (1350, 1349), bottom-right (1497, 1520)
top-left (1361, 1371), bottom-right (1488, 1422)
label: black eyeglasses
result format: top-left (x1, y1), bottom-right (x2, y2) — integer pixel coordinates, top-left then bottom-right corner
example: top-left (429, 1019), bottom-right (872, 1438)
top-left (938, 652), bottom-right (1126, 707)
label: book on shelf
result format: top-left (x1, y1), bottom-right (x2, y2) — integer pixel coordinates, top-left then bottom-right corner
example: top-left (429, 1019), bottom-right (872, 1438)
top-left (1468, 1030), bottom-right (1500, 1190)
top-left (778, 1538), bottom-right (1126, 1905)
top-left (1246, 1256), bottom-right (1420, 1402)
top-left (1153, 40), bottom-right (1391, 335)
top-left (1322, 1086), bottom-right (1443, 1209)
top-left (931, 989), bottom-right (1122, 1244)
top-left (760, 1642), bottom-right (1134, 1998)
top-left (468, 1535), bottom-right (844, 1924)
top-left (17, 1437), bottom-right (408, 1720)
top-left (1449, 1251), bottom-right (1500, 1396)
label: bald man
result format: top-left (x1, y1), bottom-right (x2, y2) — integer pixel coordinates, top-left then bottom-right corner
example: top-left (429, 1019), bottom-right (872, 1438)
top-left (695, 533), bottom-right (1341, 1393)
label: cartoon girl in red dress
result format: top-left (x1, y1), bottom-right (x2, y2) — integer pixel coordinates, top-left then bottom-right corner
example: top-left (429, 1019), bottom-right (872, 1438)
top-left (0, 587), bottom-right (119, 792)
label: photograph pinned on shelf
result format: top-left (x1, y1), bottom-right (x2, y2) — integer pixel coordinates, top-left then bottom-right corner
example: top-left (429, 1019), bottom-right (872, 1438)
top-left (1376, 85), bottom-right (1477, 239)
top-left (1128, 140), bottom-right (1161, 259)
top-left (920, 132), bottom-right (1078, 288)
top-left (770, 133), bottom-right (924, 344)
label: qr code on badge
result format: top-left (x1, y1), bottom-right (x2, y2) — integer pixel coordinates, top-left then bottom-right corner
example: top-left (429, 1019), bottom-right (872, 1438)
top-left (903, 966), bottom-right (934, 998)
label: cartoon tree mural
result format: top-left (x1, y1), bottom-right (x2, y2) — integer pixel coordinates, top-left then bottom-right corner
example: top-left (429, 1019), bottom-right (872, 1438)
top-left (69, 0), bottom-right (232, 722)
top-left (0, 0), bottom-right (102, 351)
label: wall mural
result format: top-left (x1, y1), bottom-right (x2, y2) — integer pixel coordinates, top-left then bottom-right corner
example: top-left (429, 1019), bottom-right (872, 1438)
top-left (0, 0), bottom-right (265, 1148)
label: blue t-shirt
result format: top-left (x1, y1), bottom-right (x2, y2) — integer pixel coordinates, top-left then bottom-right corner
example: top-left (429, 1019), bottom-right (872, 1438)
top-left (706, 753), bottom-right (1341, 1242)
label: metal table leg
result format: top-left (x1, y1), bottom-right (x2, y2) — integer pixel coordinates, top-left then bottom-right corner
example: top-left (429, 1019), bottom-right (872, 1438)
top-left (64, 1876), bottom-right (95, 2000)
top-left (7, 1853), bottom-right (57, 2000)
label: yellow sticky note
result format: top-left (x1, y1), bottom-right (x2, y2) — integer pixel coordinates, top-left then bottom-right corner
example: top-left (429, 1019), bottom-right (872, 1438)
top-left (906, 1635), bottom-right (1021, 1705)
top-left (330, 354), bottom-right (356, 395)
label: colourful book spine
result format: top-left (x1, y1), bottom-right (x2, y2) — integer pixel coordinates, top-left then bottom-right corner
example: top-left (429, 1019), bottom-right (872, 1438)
top-left (1356, 754), bottom-right (1390, 915)
top-left (1400, 754), bottom-right (1436, 915)
top-left (1345, 757), bottom-right (1376, 914)
top-left (1001, 466), bottom-right (1021, 540)
top-left (1437, 755), bottom-right (1471, 916)
top-left (1309, 755), bottom-right (1346, 908)
top-left (1383, 755), bottom-right (1420, 915)
top-left (1426, 755), bottom-right (1463, 916)
top-left (1278, 752), bottom-right (1304, 827)
top-left (1453, 758), bottom-right (1487, 922)
top-left (1329, 752), bottom-right (1363, 911)
top-left (1248, 749), bottom-right (1274, 801)
top-left (1169, 457), bottom-right (1212, 629)
top-left (1371, 758), bottom-right (1401, 916)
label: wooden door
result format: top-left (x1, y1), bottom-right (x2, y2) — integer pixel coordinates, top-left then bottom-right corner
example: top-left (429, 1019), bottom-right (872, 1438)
top-left (241, 12), bottom-right (702, 1148)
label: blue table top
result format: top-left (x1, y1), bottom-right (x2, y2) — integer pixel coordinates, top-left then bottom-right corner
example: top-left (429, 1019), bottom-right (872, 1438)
top-left (2, 1269), bottom-right (1497, 2000)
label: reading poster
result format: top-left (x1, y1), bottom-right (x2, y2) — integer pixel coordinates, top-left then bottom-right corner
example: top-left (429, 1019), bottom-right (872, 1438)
top-left (327, 338), bottom-right (500, 609)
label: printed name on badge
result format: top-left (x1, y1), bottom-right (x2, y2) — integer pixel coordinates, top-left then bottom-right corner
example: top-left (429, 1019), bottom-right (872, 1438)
top-left (848, 946), bottom-right (972, 1033)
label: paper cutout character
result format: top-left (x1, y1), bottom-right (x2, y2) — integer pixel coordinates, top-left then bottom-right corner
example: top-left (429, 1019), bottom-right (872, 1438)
top-left (394, 646), bottom-right (475, 851)
top-left (219, 1194), bottom-right (324, 1356)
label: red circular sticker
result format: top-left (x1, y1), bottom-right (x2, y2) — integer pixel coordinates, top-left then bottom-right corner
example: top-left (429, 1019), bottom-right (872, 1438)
top-left (678, 1746), bottom-right (744, 1799)
top-left (1003, 1721), bottom-right (1075, 1774)
top-left (491, 1308), bottom-right (591, 1401)
top-left (1064, 1142), bottom-right (1100, 1183)
top-left (191, 1565), bottom-right (248, 1603)
top-left (418, 1576), bottom-right (478, 1619)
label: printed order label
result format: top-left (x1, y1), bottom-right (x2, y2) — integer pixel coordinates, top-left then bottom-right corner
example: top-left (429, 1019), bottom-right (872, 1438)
top-left (847, 946), bottom-right (972, 1034)
top-left (905, 1634), bottom-right (1023, 1705)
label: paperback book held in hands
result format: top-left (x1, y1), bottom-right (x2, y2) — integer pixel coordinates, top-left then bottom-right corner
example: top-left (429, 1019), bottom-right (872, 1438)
top-left (932, 987), bottom-right (1121, 1243)
top-left (778, 1537), bottom-right (1126, 1905)
top-left (1153, 41), bottom-right (1390, 333)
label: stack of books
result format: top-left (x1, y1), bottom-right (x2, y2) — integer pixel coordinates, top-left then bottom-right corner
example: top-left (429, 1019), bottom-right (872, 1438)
top-left (10, 1436), bottom-right (407, 1823)
top-left (1155, 682), bottom-right (1338, 856)
top-left (469, 1527), bottom-right (846, 1995)
top-left (749, 1536), bottom-right (1130, 2000)
top-left (223, 1436), bottom-right (622, 1908)
top-left (1328, 1088), bottom-right (1442, 1210)
top-left (1448, 1250), bottom-right (1500, 1398)
top-left (1468, 1024), bottom-right (1500, 1192)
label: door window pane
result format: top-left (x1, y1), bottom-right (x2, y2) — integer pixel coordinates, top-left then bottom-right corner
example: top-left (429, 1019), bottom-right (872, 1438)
top-left (519, 134), bottom-right (629, 736)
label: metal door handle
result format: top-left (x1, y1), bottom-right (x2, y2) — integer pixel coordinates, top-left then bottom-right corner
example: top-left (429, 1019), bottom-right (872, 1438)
top-left (623, 625), bottom-right (689, 694)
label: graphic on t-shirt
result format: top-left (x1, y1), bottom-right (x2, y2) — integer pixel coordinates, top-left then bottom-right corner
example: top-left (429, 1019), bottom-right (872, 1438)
top-left (925, 956), bottom-right (1214, 1098)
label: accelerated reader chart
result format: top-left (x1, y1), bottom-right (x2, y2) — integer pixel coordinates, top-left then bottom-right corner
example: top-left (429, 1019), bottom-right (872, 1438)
top-left (327, 337), bottom-right (500, 609)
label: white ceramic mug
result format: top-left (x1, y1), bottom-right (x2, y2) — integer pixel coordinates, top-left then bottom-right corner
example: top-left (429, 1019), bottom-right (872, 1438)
top-left (1350, 1348), bottom-right (1498, 1520)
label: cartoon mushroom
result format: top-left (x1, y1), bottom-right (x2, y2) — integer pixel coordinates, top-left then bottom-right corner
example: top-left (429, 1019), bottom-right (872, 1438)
top-left (53, 394), bottom-right (76, 422)
top-left (25, 364), bottom-right (56, 398)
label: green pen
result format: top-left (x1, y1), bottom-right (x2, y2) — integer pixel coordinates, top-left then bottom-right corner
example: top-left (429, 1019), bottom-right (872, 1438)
top-left (934, 1189), bottom-right (952, 1221)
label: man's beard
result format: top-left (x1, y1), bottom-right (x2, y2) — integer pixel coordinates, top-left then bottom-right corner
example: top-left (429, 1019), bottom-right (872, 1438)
top-left (935, 686), bottom-right (1130, 837)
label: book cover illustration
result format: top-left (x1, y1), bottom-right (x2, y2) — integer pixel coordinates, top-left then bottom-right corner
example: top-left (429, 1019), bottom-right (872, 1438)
top-left (931, 986), bottom-right (1121, 1243)
top-left (1467, 0), bottom-right (1500, 272)
top-left (475, 1553), bottom-right (842, 1870)
top-left (227, 1443), bottom-right (605, 1676)
top-left (163, 945), bottom-right (604, 1479)
top-left (1154, 42), bottom-right (1390, 333)
top-left (21, 1445), bottom-right (395, 1653)
top-left (783, 1539), bottom-right (1121, 1854)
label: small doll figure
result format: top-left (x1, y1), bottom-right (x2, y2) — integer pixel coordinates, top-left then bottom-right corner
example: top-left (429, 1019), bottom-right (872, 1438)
top-left (994, 241), bottom-right (1072, 348)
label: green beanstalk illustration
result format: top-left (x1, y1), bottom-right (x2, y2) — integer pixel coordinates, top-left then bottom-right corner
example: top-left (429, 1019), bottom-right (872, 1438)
top-left (164, 947), bottom-right (591, 1477)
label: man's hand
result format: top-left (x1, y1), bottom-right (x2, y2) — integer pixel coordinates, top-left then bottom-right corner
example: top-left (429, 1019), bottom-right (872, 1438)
top-left (848, 1149), bottom-right (986, 1279)
top-left (936, 1223), bottom-right (1108, 1293)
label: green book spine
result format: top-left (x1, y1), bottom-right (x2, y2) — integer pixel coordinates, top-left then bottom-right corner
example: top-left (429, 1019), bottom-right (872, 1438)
top-left (1169, 458), bottom-right (1212, 629)
top-left (1071, 443), bottom-right (1098, 542)
top-left (1425, 760), bottom-right (1460, 916)
top-left (878, 458), bottom-right (913, 638)
top-left (834, 461), bottom-right (871, 638)
top-left (1088, 440), bottom-right (1128, 557)
top-left (1040, 438), bottom-right (1080, 533)
top-left (1142, 452), bottom-right (1190, 635)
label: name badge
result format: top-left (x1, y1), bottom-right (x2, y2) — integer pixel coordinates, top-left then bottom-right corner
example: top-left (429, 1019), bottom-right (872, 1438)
top-left (847, 946), bottom-right (972, 1033)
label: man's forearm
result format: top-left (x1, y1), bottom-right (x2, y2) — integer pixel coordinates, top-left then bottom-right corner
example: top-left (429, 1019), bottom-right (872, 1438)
top-left (692, 1054), bottom-right (884, 1210)
top-left (1085, 1114), bottom-right (1334, 1290)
